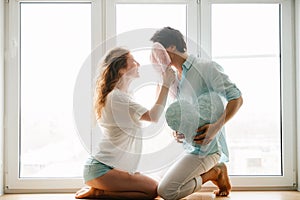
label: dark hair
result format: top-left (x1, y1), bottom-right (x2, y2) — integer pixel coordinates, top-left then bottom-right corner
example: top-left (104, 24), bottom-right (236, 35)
top-left (150, 27), bottom-right (186, 53)
top-left (94, 47), bottom-right (130, 119)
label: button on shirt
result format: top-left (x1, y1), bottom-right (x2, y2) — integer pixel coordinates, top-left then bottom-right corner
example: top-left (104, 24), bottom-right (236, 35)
top-left (178, 55), bottom-right (242, 161)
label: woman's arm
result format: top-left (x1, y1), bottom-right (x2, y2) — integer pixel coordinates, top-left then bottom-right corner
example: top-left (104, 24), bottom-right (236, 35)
top-left (140, 67), bottom-right (175, 122)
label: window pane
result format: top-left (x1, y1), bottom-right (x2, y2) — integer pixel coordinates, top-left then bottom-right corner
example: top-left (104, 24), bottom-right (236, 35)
top-left (20, 3), bottom-right (90, 178)
top-left (116, 4), bottom-right (186, 34)
top-left (115, 4), bottom-right (187, 174)
top-left (212, 4), bottom-right (280, 57)
top-left (212, 4), bottom-right (281, 175)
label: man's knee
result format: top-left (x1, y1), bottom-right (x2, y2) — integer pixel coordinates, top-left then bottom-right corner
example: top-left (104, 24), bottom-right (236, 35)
top-left (157, 182), bottom-right (179, 200)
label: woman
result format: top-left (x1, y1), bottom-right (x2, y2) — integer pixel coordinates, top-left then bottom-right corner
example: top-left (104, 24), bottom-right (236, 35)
top-left (75, 47), bottom-right (175, 199)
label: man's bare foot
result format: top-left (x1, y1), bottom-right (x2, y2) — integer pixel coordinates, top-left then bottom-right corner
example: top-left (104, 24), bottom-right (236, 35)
top-left (75, 186), bottom-right (104, 199)
top-left (212, 163), bottom-right (231, 196)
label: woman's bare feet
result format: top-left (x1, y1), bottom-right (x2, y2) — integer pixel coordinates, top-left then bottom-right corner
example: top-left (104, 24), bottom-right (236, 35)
top-left (75, 186), bottom-right (104, 199)
top-left (212, 163), bottom-right (231, 196)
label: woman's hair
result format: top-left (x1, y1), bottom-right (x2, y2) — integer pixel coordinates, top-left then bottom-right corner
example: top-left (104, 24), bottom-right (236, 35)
top-left (150, 27), bottom-right (186, 53)
top-left (94, 47), bottom-right (130, 119)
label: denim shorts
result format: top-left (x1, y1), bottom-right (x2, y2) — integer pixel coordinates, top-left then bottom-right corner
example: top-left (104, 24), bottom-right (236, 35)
top-left (83, 157), bottom-right (113, 182)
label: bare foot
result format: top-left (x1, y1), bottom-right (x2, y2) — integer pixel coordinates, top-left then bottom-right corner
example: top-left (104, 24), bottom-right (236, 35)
top-left (75, 186), bottom-right (104, 199)
top-left (213, 163), bottom-right (231, 197)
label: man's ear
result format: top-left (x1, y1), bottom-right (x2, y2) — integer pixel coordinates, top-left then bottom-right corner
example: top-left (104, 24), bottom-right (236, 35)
top-left (166, 45), bottom-right (177, 53)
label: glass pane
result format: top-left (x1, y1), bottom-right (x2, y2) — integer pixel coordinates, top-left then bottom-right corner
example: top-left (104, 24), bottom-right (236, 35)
top-left (116, 4), bottom-right (186, 34)
top-left (20, 3), bottom-right (90, 178)
top-left (212, 4), bottom-right (280, 57)
top-left (115, 4), bottom-right (187, 175)
top-left (212, 4), bottom-right (281, 175)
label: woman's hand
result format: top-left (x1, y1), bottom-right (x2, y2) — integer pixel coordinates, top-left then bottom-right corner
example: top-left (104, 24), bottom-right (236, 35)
top-left (172, 131), bottom-right (185, 143)
top-left (162, 67), bottom-right (176, 88)
top-left (194, 123), bottom-right (220, 145)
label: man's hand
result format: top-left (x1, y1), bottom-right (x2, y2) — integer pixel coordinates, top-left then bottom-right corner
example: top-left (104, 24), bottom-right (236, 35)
top-left (194, 123), bottom-right (220, 145)
top-left (172, 131), bottom-right (185, 143)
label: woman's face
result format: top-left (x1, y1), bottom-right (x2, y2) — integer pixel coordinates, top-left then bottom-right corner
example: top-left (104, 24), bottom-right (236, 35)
top-left (124, 53), bottom-right (140, 78)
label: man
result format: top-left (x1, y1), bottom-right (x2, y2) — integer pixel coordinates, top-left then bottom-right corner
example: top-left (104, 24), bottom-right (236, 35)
top-left (150, 27), bottom-right (243, 200)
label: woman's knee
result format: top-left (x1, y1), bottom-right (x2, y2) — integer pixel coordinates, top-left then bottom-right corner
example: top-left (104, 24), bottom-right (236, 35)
top-left (145, 180), bottom-right (158, 199)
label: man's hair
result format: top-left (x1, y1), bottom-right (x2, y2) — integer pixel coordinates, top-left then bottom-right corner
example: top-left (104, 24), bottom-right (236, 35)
top-left (150, 27), bottom-right (186, 53)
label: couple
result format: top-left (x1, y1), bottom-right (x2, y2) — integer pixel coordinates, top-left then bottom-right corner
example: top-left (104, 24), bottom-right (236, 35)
top-left (75, 27), bottom-right (243, 200)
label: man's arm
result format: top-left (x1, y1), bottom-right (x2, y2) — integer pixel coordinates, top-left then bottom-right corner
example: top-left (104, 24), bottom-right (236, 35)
top-left (194, 96), bottom-right (243, 145)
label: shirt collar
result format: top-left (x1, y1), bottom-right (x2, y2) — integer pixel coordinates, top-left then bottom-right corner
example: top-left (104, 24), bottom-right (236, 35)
top-left (182, 54), bottom-right (196, 71)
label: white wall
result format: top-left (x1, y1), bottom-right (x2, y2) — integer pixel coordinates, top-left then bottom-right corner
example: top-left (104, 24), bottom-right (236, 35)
top-left (296, 0), bottom-right (300, 192)
top-left (0, 0), bottom-right (5, 196)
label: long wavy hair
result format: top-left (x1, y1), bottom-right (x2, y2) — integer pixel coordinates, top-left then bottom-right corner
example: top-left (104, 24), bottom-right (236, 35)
top-left (94, 47), bottom-right (130, 119)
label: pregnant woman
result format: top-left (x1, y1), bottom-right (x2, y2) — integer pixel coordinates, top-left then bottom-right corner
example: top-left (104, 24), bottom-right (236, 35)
top-left (75, 47), bottom-right (175, 199)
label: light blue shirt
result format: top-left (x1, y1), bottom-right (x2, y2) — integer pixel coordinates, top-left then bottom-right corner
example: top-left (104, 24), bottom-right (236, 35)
top-left (178, 55), bottom-right (242, 162)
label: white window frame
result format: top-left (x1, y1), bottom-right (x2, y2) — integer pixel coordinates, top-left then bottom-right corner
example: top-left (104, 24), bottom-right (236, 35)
top-left (200, 0), bottom-right (296, 189)
top-left (4, 0), bottom-right (297, 192)
top-left (4, 0), bottom-right (101, 192)
top-left (296, 0), bottom-right (300, 192)
top-left (105, 0), bottom-right (199, 54)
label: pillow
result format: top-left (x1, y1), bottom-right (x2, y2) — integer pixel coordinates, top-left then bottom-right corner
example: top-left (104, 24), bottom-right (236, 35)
top-left (197, 91), bottom-right (224, 126)
top-left (150, 42), bottom-right (171, 73)
top-left (150, 42), bottom-right (178, 99)
top-left (165, 92), bottom-right (224, 145)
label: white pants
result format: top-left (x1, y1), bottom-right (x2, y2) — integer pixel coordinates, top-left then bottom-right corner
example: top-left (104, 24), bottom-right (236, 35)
top-left (158, 152), bottom-right (220, 200)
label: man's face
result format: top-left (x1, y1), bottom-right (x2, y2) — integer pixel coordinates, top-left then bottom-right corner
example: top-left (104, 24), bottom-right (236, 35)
top-left (166, 45), bottom-right (179, 64)
top-left (165, 45), bottom-right (177, 64)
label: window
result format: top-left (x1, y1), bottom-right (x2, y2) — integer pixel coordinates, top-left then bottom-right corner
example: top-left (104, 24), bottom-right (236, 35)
top-left (6, 1), bottom-right (91, 190)
top-left (211, 4), bottom-right (281, 176)
top-left (114, 2), bottom-right (189, 176)
top-left (90, 0), bottom-right (197, 178)
top-left (201, 0), bottom-right (295, 187)
top-left (20, 2), bottom-right (90, 178)
top-left (5, 0), bottom-right (296, 191)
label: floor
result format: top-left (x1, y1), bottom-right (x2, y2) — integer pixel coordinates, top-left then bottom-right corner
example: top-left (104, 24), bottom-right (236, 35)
top-left (0, 191), bottom-right (300, 200)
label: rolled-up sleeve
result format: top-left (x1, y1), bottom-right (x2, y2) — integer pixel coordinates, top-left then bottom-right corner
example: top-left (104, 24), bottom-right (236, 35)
top-left (208, 62), bottom-right (242, 101)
